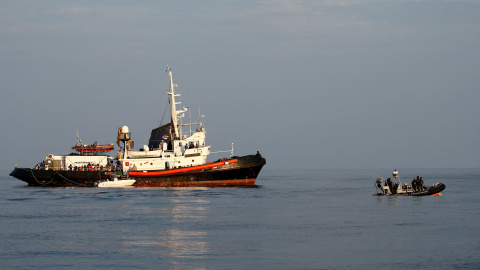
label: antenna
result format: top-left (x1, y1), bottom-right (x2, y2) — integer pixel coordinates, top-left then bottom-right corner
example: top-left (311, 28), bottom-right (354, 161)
top-left (199, 108), bottom-right (205, 128)
top-left (187, 106), bottom-right (191, 136)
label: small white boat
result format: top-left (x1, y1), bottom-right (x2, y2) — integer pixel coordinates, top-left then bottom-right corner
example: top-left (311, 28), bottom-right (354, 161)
top-left (97, 177), bottom-right (136, 188)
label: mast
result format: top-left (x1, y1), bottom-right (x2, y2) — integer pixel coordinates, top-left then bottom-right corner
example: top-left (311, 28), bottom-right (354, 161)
top-left (166, 66), bottom-right (187, 139)
top-left (75, 128), bottom-right (82, 147)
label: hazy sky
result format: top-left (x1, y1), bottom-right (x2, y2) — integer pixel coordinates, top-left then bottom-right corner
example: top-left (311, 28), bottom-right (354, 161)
top-left (1, 0), bottom-right (479, 171)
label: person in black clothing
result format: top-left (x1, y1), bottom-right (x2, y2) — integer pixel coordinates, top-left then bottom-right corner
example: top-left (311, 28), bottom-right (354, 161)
top-left (387, 178), bottom-right (394, 194)
top-left (411, 177), bottom-right (417, 192)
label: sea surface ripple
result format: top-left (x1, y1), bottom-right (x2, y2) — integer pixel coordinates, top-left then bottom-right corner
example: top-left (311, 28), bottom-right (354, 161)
top-left (1, 168), bottom-right (479, 269)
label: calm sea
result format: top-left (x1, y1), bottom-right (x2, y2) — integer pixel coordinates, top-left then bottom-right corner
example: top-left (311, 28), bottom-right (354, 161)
top-left (1, 168), bottom-right (479, 270)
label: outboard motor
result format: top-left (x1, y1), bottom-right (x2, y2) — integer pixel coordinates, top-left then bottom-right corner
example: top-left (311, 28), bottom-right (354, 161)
top-left (375, 178), bottom-right (384, 189)
top-left (375, 177), bottom-right (386, 195)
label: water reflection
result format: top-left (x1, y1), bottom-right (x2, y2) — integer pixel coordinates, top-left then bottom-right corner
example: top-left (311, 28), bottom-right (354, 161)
top-left (158, 229), bottom-right (208, 258)
top-left (120, 189), bottom-right (210, 266)
top-left (163, 190), bottom-right (209, 259)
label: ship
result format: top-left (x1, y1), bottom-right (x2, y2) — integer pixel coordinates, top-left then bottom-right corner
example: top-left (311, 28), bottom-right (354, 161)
top-left (9, 66), bottom-right (266, 187)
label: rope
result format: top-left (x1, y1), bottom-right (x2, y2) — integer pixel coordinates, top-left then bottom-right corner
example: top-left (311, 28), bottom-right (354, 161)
top-left (30, 170), bottom-right (55, 185)
top-left (160, 98), bottom-right (169, 126)
top-left (30, 170), bottom-right (92, 187)
top-left (55, 172), bottom-right (90, 187)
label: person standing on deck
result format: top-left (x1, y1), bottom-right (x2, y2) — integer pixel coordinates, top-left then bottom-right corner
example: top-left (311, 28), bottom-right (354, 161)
top-left (387, 178), bottom-right (394, 194)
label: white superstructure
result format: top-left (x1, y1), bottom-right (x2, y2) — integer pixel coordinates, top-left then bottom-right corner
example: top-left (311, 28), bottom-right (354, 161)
top-left (117, 66), bottom-right (211, 174)
top-left (44, 154), bottom-right (110, 170)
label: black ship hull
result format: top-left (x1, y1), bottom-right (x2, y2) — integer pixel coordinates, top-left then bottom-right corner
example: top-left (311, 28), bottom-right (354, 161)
top-left (9, 153), bottom-right (266, 187)
top-left (9, 168), bottom-right (114, 187)
top-left (132, 153), bottom-right (266, 187)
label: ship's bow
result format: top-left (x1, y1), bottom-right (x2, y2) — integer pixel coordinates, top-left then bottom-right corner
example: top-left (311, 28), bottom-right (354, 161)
top-left (9, 168), bottom-right (31, 184)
